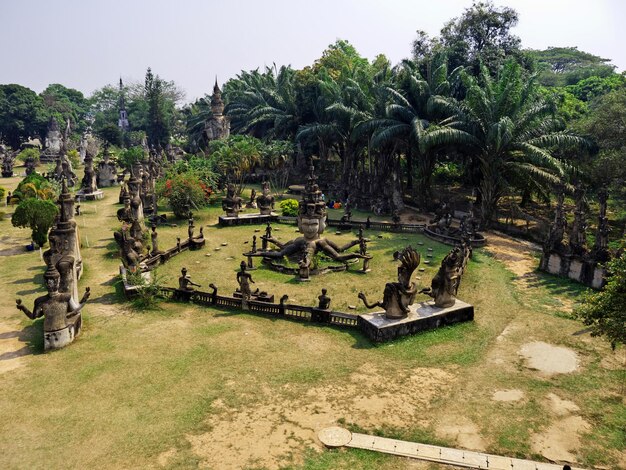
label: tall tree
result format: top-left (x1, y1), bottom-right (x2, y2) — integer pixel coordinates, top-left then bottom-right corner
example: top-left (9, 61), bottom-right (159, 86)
top-left (0, 84), bottom-right (48, 149)
top-left (40, 84), bottom-right (90, 132)
top-left (144, 68), bottom-right (171, 148)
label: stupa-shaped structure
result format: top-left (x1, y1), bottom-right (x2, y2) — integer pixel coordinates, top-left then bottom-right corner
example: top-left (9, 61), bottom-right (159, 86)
top-left (204, 79), bottom-right (230, 142)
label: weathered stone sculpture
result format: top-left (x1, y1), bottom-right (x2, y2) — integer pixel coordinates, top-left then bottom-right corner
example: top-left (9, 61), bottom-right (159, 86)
top-left (204, 80), bottom-right (230, 142)
top-left (25, 156), bottom-right (36, 175)
top-left (51, 154), bottom-right (77, 187)
top-left (569, 185), bottom-right (587, 256)
top-left (236, 261), bottom-right (255, 301)
top-left (222, 183), bottom-right (243, 217)
top-left (246, 189), bottom-right (257, 209)
top-left (358, 246), bottom-right (420, 319)
top-left (593, 189), bottom-right (611, 262)
top-left (96, 148), bottom-right (118, 187)
top-left (420, 243), bottom-right (471, 308)
top-left (79, 154), bottom-right (98, 195)
top-left (256, 181), bottom-right (274, 215)
top-left (249, 161), bottom-right (370, 271)
top-left (178, 267), bottom-right (200, 291)
top-left (318, 288), bottom-right (331, 310)
top-left (545, 190), bottom-right (567, 253)
top-left (16, 264), bottom-right (90, 350)
top-left (40, 117), bottom-right (63, 162)
top-left (1, 149), bottom-right (15, 177)
top-left (150, 225), bottom-right (162, 256)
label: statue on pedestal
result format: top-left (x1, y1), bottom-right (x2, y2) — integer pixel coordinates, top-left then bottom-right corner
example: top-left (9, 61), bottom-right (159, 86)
top-left (16, 264), bottom-right (90, 350)
top-left (178, 267), bottom-right (200, 291)
top-left (222, 183), bottom-right (243, 217)
top-left (317, 288), bottom-right (331, 310)
top-left (420, 243), bottom-right (471, 308)
top-left (246, 189), bottom-right (257, 209)
top-left (358, 247), bottom-right (420, 319)
top-left (236, 261), bottom-right (255, 300)
top-left (256, 181), bottom-right (274, 215)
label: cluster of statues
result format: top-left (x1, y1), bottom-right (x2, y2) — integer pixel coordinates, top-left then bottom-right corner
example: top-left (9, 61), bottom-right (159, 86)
top-left (544, 185), bottom-right (611, 262)
top-left (16, 177), bottom-right (90, 350)
top-left (430, 201), bottom-right (479, 240)
top-left (359, 241), bottom-right (472, 319)
top-left (222, 181), bottom-right (275, 218)
top-left (247, 161), bottom-right (371, 279)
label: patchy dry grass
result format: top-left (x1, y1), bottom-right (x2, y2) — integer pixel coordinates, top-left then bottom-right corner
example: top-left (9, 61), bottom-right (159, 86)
top-left (0, 175), bottom-right (624, 469)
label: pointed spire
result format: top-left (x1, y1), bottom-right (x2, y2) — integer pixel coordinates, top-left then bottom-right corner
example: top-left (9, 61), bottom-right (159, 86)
top-left (213, 77), bottom-right (220, 94)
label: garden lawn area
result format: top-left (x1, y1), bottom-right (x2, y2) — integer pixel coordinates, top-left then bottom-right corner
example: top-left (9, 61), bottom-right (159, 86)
top-left (0, 180), bottom-right (624, 469)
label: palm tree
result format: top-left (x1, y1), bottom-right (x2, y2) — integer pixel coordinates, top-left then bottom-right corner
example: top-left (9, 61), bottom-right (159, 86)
top-left (454, 60), bottom-right (588, 225)
top-left (225, 65), bottom-right (300, 140)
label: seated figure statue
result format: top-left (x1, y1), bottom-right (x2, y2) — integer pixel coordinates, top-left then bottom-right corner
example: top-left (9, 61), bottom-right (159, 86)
top-left (358, 247), bottom-right (420, 319)
top-left (16, 264), bottom-right (90, 350)
top-left (256, 181), bottom-right (274, 215)
top-left (222, 183), bottom-right (243, 217)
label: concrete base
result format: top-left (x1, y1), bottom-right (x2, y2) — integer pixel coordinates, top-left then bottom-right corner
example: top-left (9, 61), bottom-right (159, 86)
top-left (218, 213), bottom-right (277, 226)
top-left (76, 190), bottom-right (104, 201)
top-left (357, 299), bottom-right (474, 342)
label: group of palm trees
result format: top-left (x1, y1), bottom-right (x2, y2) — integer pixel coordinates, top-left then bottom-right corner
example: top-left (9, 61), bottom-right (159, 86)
top-left (189, 53), bottom-right (586, 225)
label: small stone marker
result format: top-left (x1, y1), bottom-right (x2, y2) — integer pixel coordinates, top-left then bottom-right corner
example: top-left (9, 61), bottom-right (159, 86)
top-left (318, 427), bottom-right (352, 448)
top-left (348, 305), bottom-right (356, 310)
top-left (424, 260), bottom-right (430, 264)
top-left (214, 247), bottom-right (221, 251)
top-left (419, 268), bottom-right (425, 272)
top-left (427, 247), bottom-right (433, 252)
top-left (205, 253), bottom-right (212, 257)
top-left (378, 235), bottom-right (383, 239)
top-left (254, 229), bottom-right (260, 232)
top-left (335, 231), bottom-right (342, 235)
top-left (221, 242), bottom-right (228, 246)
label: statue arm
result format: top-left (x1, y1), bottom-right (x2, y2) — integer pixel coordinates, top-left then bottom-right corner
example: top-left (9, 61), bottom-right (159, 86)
top-left (16, 299), bottom-right (38, 319)
top-left (67, 287), bottom-right (90, 319)
top-left (357, 292), bottom-right (381, 309)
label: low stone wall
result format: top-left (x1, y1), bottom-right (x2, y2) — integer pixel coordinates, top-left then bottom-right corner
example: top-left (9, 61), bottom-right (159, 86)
top-left (539, 251), bottom-right (607, 289)
top-left (423, 227), bottom-right (486, 248)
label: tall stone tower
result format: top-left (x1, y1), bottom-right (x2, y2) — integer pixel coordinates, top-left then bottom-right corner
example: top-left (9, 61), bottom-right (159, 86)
top-left (205, 79), bottom-right (230, 142)
top-left (118, 78), bottom-right (130, 132)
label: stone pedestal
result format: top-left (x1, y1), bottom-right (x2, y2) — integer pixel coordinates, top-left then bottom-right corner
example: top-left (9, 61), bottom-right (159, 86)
top-left (76, 190), bottom-right (104, 201)
top-left (357, 299), bottom-right (474, 342)
top-left (44, 315), bottom-right (82, 351)
top-left (218, 213), bottom-right (276, 226)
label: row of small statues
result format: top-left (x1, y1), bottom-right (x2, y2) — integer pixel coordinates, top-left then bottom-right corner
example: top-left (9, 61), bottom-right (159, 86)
top-left (222, 181), bottom-right (275, 217)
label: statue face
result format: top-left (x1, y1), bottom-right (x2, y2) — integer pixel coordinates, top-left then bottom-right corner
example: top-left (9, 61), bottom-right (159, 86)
top-left (298, 216), bottom-right (324, 240)
top-left (45, 276), bottom-right (60, 293)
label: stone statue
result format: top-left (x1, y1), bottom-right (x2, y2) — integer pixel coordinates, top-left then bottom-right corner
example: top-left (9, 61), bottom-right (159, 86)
top-left (236, 261), bottom-right (255, 300)
top-left (545, 190), bottom-right (567, 253)
top-left (80, 154), bottom-right (98, 194)
top-left (25, 156), bottom-right (36, 175)
top-left (222, 183), bottom-right (243, 217)
top-left (117, 199), bottom-right (134, 223)
top-left (40, 117), bottom-right (63, 162)
top-left (188, 216), bottom-right (195, 240)
top-left (178, 267), bottom-right (200, 291)
top-left (204, 79), bottom-right (230, 141)
top-left (52, 154), bottom-right (77, 187)
top-left (317, 288), bottom-right (331, 310)
top-left (1, 151), bottom-right (15, 177)
top-left (569, 185), bottom-right (588, 256)
top-left (246, 189), bottom-right (257, 209)
top-left (119, 183), bottom-right (130, 205)
top-left (358, 246), bottom-right (420, 319)
top-left (16, 264), bottom-right (90, 350)
top-left (593, 188), bottom-right (611, 261)
top-left (249, 161), bottom-right (371, 269)
top-left (420, 243), bottom-right (471, 308)
top-left (251, 235), bottom-right (257, 253)
top-left (96, 148), bottom-right (118, 187)
top-left (256, 181), bottom-right (274, 215)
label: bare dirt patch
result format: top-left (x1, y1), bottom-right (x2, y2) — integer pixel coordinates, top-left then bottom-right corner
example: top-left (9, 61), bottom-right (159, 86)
top-left (545, 393), bottom-right (580, 416)
top-left (530, 415), bottom-right (590, 463)
top-left (435, 416), bottom-right (487, 451)
top-left (186, 364), bottom-right (456, 470)
top-left (519, 341), bottom-right (579, 375)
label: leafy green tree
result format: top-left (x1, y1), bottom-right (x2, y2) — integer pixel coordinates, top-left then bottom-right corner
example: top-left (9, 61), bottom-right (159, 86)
top-left (438, 1), bottom-right (522, 75)
top-left (40, 84), bottom-right (89, 132)
top-left (575, 246), bottom-right (626, 350)
top-left (11, 198), bottom-right (59, 246)
top-left (156, 172), bottom-right (207, 218)
top-left (0, 84), bottom-right (48, 149)
top-left (528, 47), bottom-right (615, 87)
top-left (117, 146), bottom-right (145, 170)
top-left (566, 74), bottom-right (626, 102)
top-left (16, 147), bottom-right (40, 164)
top-left (12, 173), bottom-right (59, 202)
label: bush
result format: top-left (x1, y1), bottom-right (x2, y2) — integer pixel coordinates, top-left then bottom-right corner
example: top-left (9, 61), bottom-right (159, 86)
top-left (126, 269), bottom-right (166, 310)
top-left (11, 198), bottom-right (59, 246)
top-left (66, 149), bottom-right (80, 168)
top-left (12, 173), bottom-right (59, 202)
top-left (117, 146), bottom-right (145, 170)
top-left (0, 186), bottom-right (6, 202)
top-left (280, 198), bottom-right (299, 216)
top-left (16, 148), bottom-right (39, 164)
top-left (156, 172), bottom-right (207, 218)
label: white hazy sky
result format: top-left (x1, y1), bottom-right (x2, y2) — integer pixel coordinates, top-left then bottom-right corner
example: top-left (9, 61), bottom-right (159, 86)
top-left (1, 0), bottom-right (623, 102)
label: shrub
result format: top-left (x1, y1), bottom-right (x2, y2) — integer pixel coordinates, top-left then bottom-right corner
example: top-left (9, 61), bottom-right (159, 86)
top-left (16, 148), bottom-right (39, 164)
top-left (280, 198), bottom-right (299, 217)
top-left (126, 269), bottom-right (166, 310)
top-left (0, 186), bottom-right (6, 202)
top-left (12, 173), bottom-right (59, 202)
top-left (66, 149), bottom-right (80, 168)
top-left (117, 146), bottom-right (145, 170)
top-left (156, 172), bottom-right (207, 218)
top-left (11, 198), bottom-right (59, 246)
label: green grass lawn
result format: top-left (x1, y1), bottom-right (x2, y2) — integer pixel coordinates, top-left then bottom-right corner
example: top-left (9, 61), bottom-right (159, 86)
top-left (0, 177), bottom-right (623, 469)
